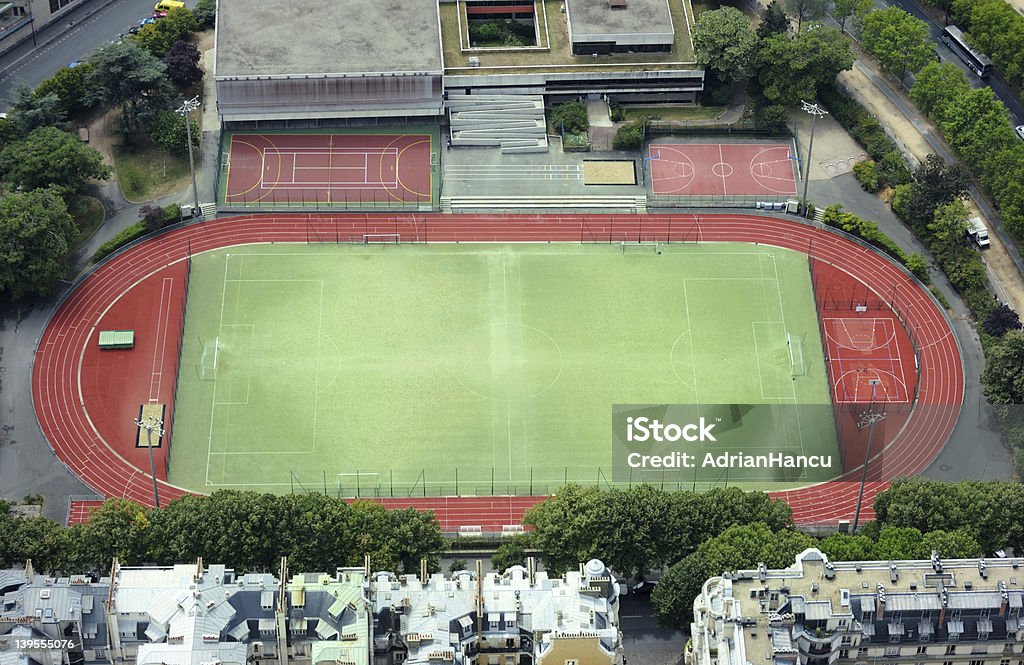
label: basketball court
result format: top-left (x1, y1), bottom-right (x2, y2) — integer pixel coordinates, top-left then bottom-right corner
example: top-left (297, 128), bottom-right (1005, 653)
top-left (648, 142), bottom-right (798, 197)
top-left (221, 131), bottom-right (437, 208)
top-left (823, 317), bottom-right (910, 403)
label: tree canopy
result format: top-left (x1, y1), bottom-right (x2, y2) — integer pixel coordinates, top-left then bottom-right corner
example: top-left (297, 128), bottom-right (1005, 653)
top-left (0, 126), bottom-right (110, 192)
top-left (909, 61), bottom-right (970, 119)
top-left (133, 7), bottom-right (199, 58)
top-left (692, 7), bottom-right (757, 81)
top-left (163, 39), bottom-right (203, 87)
top-left (0, 187), bottom-right (77, 302)
top-left (782, 0), bottom-right (827, 32)
top-left (5, 81), bottom-right (66, 137)
top-left (757, 0), bottom-right (789, 38)
top-left (34, 63), bottom-right (102, 118)
top-left (753, 28), bottom-right (854, 103)
top-left (89, 40), bottom-right (173, 136)
top-left (861, 7), bottom-right (936, 84)
top-left (832, 0), bottom-right (872, 33)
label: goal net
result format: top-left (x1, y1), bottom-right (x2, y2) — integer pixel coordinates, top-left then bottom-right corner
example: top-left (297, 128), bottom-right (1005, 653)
top-left (350, 234), bottom-right (401, 245)
top-left (621, 241), bottom-right (661, 254)
top-left (337, 472), bottom-right (381, 497)
top-left (787, 333), bottom-right (806, 377)
top-left (196, 336), bottom-right (219, 381)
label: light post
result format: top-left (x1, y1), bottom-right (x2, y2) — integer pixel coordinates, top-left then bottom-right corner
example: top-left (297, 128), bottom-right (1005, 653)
top-left (175, 96), bottom-right (202, 219)
top-left (133, 415), bottom-right (164, 508)
top-left (852, 381), bottom-right (886, 533)
top-left (799, 100), bottom-right (828, 217)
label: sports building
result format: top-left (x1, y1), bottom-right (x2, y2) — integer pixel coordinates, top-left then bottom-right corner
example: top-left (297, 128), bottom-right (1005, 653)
top-left (213, 0), bottom-right (703, 128)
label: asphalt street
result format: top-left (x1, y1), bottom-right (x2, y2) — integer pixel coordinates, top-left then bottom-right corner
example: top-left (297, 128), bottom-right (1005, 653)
top-left (0, 0), bottom-right (170, 110)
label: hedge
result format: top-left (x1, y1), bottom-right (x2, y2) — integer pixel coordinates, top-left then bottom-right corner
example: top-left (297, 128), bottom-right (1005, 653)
top-left (92, 222), bottom-right (148, 262)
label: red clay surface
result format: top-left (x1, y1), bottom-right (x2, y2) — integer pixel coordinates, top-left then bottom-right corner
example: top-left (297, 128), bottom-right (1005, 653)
top-left (38, 214), bottom-right (964, 528)
top-left (225, 134), bottom-right (432, 207)
top-left (649, 143), bottom-right (798, 197)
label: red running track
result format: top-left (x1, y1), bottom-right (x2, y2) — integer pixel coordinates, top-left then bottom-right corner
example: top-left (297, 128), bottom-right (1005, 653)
top-left (38, 214), bottom-right (964, 527)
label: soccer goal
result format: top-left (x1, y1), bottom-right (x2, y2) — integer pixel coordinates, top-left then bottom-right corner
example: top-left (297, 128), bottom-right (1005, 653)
top-left (621, 241), bottom-right (661, 254)
top-left (337, 472), bottom-right (381, 497)
top-left (363, 234), bottom-right (401, 245)
top-left (787, 333), bottom-right (806, 377)
top-left (196, 336), bottom-right (219, 381)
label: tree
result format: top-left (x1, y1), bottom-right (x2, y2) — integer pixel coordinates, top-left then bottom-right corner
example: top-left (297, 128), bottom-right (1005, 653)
top-left (76, 499), bottom-right (151, 571)
top-left (163, 39), bottom-right (203, 87)
top-left (89, 40), bottom-right (173, 136)
top-left (927, 200), bottom-right (970, 245)
top-left (139, 204), bottom-right (168, 231)
top-left (651, 524), bottom-right (815, 629)
top-left (984, 303), bottom-right (1022, 337)
top-left (193, 0), bottom-right (216, 27)
top-left (753, 28), bottom-right (853, 103)
top-left (491, 540), bottom-right (527, 572)
top-left (832, 0), bottom-right (872, 33)
top-left (4, 81), bottom-right (66, 137)
top-left (901, 155), bottom-right (968, 234)
top-left (757, 0), bottom-right (789, 38)
top-left (909, 61), bottom-right (970, 118)
top-left (982, 330), bottom-right (1024, 405)
top-left (920, 528), bottom-right (982, 559)
top-left (692, 7), bottom-right (757, 81)
top-left (782, 0), bottom-right (827, 32)
top-left (133, 7), bottom-right (198, 58)
top-left (145, 109), bottom-right (199, 157)
top-left (1, 126), bottom-right (110, 192)
top-left (0, 187), bottom-right (76, 302)
top-left (550, 101), bottom-right (588, 135)
top-left (34, 63), bottom-right (102, 117)
top-left (861, 7), bottom-right (936, 85)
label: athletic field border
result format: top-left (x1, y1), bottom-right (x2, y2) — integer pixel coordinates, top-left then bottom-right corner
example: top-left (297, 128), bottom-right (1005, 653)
top-left (32, 214), bottom-right (965, 528)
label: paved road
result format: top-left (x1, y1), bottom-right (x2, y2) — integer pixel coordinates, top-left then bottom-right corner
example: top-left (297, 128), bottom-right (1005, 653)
top-left (887, 0), bottom-right (1024, 125)
top-left (0, 0), bottom-right (162, 110)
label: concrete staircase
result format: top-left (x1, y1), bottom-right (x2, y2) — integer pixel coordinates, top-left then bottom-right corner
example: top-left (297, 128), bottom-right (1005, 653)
top-left (441, 195), bottom-right (647, 212)
top-left (447, 94), bottom-right (549, 154)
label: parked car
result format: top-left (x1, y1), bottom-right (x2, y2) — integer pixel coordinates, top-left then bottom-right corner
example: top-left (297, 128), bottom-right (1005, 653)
top-left (127, 25), bottom-right (141, 34)
top-left (139, 16), bottom-right (156, 25)
top-left (630, 580), bottom-right (657, 596)
top-left (67, 60), bottom-right (83, 68)
top-left (1016, 125), bottom-right (1024, 141)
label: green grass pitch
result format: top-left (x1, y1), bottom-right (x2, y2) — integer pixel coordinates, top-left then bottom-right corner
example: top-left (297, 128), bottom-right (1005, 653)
top-left (169, 243), bottom-right (837, 496)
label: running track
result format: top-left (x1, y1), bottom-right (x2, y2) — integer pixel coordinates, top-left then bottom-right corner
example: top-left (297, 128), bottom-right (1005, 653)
top-left (34, 214), bottom-right (964, 527)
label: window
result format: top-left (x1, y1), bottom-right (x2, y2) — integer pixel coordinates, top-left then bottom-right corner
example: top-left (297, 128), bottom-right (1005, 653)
top-left (505, 619), bottom-right (515, 630)
top-left (947, 646), bottom-right (957, 655)
top-left (842, 636), bottom-right (853, 646)
top-left (885, 647), bottom-right (899, 657)
top-left (490, 620), bottom-right (499, 630)
top-left (565, 660), bottom-right (578, 665)
top-left (858, 647), bottom-right (868, 657)
top-left (917, 647), bottom-right (928, 655)
top-left (942, 661), bottom-right (953, 665)
top-left (840, 650), bottom-right (849, 659)
top-left (969, 660), bottom-right (983, 665)
top-left (1000, 660), bottom-right (1010, 665)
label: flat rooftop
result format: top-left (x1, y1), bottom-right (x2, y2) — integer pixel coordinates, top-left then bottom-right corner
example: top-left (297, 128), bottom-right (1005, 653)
top-left (565, 0), bottom-right (673, 38)
top-left (216, 0), bottom-right (443, 77)
top-left (441, 0), bottom-right (694, 73)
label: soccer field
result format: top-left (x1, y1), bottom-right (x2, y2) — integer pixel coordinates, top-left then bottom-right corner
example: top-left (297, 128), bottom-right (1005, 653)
top-left (169, 243), bottom-right (838, 496)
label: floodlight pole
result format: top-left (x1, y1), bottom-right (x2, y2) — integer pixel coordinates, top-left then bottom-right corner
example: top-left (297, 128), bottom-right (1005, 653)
top-left (176, 96), bottom-right (202, 219)
top-left (133, 415), bottom-right (165, 508)
top-left (852, 385), bottom-right (886, 533)
top-left (799, 101), bottom-right (828, 217)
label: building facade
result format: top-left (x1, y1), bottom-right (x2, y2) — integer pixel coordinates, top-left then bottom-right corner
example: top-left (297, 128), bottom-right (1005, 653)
top-left (688, 549), bottom-right (1024, 665)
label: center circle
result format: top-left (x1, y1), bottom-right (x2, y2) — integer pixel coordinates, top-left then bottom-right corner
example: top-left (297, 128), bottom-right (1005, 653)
top-left (454, 323), bottom-right (563, 401)
top-left (711, 162), bottom-right (734, 177)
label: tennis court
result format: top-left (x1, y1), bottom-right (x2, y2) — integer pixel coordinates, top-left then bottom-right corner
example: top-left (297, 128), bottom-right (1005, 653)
top-left (220, 131), bottom-right (437, 208)
top-left (169, 243), bottom-right (837, 496)
top-left (648, 142), bottom-right (798, 197)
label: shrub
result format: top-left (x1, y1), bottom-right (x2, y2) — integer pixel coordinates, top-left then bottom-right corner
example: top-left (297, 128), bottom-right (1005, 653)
top-left (612, 121), bottom-right (645, 151)
top-left (550, 101), bottom-right (588, 135)
top-left (853, 159), bottom-right (880, 192)
top-left (145, 110), bottom-right (199, 157)
top-left (193, 0), bottom-right (215, 28)
top-left (93, 222), bottom-right (148, 262)
top-left (139, 204), bottom-right (166, 231)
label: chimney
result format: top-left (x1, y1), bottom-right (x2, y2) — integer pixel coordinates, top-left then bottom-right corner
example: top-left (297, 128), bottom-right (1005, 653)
top-left (938, 587), bottom-right (948, 626)
top-left (476, 559), bottom-right (484, 634)
top-left (875, 584), bottom-right (886, 620)
top-left (1000, 581), bottom-right (1009, 616)
top-left (421, 559), bottom-right (428, 585)
top-left (527, 557), bottom-right (536, 586)
top-left (24, 560), bottom-right (33, 580)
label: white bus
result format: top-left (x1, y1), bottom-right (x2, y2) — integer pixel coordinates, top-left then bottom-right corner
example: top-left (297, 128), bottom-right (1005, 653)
top-left (941, 25), bottom-right (993, 78)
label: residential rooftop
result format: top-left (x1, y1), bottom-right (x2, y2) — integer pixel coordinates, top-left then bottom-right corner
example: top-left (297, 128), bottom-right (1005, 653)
top-left (565, 0), bottom-right (673, 40)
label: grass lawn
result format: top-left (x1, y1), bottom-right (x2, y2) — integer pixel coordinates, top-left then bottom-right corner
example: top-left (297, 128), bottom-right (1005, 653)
top-left (169, 243), bottom-right (837, 497)
top-left (113, 141), bottom-right (193, 202)
top-left (68, 195), bottom-right (105, 254)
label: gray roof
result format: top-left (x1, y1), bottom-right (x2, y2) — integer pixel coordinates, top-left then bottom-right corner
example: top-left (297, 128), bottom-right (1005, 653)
top-left (565, 0), bottom-right (673, 39)
top-left (216, 0), bottom-right (443, 77)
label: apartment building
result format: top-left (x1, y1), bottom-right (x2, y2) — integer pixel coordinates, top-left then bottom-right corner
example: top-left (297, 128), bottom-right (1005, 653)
top-left (688, 549), bottom-right (1024, 665)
